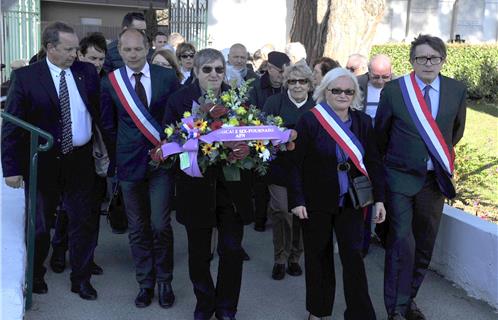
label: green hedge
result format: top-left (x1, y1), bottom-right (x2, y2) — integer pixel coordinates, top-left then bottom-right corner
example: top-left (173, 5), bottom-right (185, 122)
top-left (370, 44), bottom-right (498, 101)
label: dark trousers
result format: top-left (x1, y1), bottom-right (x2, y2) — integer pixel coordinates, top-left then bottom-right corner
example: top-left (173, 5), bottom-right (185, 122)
top-left (384, 173), bottom-right (445, 316)
top-left (120, 167), bottom-right (174, 288)
top-left (29, 143), bottom-right (97, 285)
top-left (302, 208), bottom-right (376, 319)
top-left (253, 176), bottom-right (269, 226)
top-left (52, 175), bottom-right (106, 255)
top-left (362, 205), bottom-right (373, 254)
top-left (186, 200), bottom-right (244, 319)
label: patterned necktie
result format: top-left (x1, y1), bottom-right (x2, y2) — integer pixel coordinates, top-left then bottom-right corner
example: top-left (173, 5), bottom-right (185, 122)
top-left (133, 72), bottom-right (148, 108)
top-left (59, 70), bottom-right (73, 154)
top-left (423, 85), bottom-right (432, 113)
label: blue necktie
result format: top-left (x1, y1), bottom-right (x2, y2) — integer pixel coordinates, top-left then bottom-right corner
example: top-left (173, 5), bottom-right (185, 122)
top-left (59, 70), bottom-right (73, 154)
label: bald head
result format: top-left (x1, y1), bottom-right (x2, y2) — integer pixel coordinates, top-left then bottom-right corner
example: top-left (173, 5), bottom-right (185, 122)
top-left (118, 28), bottom-right (149, 72)
top-left (228, 43), bottom-right (248, 70)
top-left (368, 54), bottom-right (393, 88)
top-left (346, 54), bottom-right (368, 76)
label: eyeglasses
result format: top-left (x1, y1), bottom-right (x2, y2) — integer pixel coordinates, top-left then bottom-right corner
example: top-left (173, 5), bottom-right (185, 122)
top-left (346, 66), bottom-right (356, 73)
top-left (414, 56), bottom-right (443, 65)
top-left (180, 54), bottom-right (195, 59)
top-left (287, 79), bottom-right (309, 85)
top-left (328, 88), bottom-right (355, 96)
top-left (201, 66), bottom-right (225, 74)
top-left (370, 74), bottom-right (391, 80)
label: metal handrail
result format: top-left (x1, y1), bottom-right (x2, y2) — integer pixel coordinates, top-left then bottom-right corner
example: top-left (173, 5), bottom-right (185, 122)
top-left (1, 111), bottom-right (53, 310)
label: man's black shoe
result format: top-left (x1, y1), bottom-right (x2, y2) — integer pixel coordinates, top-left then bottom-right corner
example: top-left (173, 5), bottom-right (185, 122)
top-left (90, 261), bottom-right (104, 275)
top-left (271, 263), bottom-right (286, 280)
top-left (33, 277), bottom-right (48, 294)
top-left (406, 301), bottom-right (426, 320)
top-left (135, 288), bottom-right (154, 308)
top-left (253, 223), bottom-right (265, 232)
top-left (158, 282), bottom-right (175, 308)
top-left (71, 281), bottom-right (97, 300)
top-left (241, 248), bottom-right (250, 261)
top-left (388, 313), bottom-right (406, 320)
top-left (286, 262), bottom-right (302, 276)
top-left (50, 247), bottom-right (66, 273)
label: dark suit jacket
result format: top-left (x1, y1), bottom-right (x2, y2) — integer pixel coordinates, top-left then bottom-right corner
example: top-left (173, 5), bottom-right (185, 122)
top-left (357, 73), bottom-right (369, 111)
top-left (288, 109), bottom-right (384, 213)
top-left (375, 74), bottom-right (467, 196)
top-left (1, 59), bottom-right (101, 178)
top-left (164, 80), bottom-right (254, 228)
top-left (263, 91), bottom-right (315, 186)
top-left (248, 72), bottom-right (283, 109)
top-left (100, 63), bottom-right (180, 181)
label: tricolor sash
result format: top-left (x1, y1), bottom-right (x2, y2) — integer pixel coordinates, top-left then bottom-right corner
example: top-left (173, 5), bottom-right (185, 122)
top-left (108, 67), bottom-right (162, 145)
top-left (310, 103), bottom-right (369, 177)
top-left (399, 72), bottom-right (456, 198)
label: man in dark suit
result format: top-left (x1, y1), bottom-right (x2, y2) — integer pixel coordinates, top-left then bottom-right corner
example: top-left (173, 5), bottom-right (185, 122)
top-left (49, 32), bottom-right (108, 276)
top-left (249, 51), bottom-right (290, 232)
top-left (100, 28), bottom-right (180, 308)
top-left (1, 22), bottom-right (103, 300)
top-left (375, 34), bottom-right (467, 320)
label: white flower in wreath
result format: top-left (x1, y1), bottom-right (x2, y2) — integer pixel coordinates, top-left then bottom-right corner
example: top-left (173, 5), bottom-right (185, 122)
top-left (259, 149), bottom-right (271, 162)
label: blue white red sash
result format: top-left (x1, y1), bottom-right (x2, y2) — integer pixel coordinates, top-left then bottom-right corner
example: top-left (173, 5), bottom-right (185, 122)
top-left (108, 67), bottom-right (162, 145)
top-left (310, 103), bottom-right (369, 177)
top-left (399, 72), bottom-right (454, 175)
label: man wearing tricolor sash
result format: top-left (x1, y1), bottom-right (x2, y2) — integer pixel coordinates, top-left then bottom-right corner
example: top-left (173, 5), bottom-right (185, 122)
top-left (375, 35), bottom-right (467, 320)
top-left (100, 28), bottom-right (180, 309)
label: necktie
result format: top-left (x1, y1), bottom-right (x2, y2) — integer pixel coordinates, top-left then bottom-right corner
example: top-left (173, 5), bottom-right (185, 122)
top-left (423, 85), bottom-right (432, 112)
top-left (59, 70), bottom-right (73, 154)
top-left (133, 72), bottom-right (148, 108)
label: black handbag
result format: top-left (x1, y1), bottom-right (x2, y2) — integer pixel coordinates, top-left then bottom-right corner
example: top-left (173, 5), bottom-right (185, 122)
top-left (348, 174), bottom-right (374, 209)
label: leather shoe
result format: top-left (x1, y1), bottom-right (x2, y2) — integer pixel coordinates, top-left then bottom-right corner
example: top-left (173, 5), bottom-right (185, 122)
top-left (388, 313), bottom-right (406, 320)
top-left (50, 247), bottom-right (66, 273)
top-left (157, 282), bottom-right (175, 308)
top-left (135, 288), bottom-right (154, 308)
top-left (271, 263), bottom-right (285, 280)
top-left (71, 281), bottom-right (97, 300)
top-left (33, 277), bottom-right (48, 294)
top-left (90, 261), bottom-right (103, 275)
top-left (253, 223), bottom-right (265, 232)
top-left (241, 248), bottom-right (250, 261)
top-left (286, 262), bottom-right (302, 276)
top-left (406, 301), bottom-right (426, 320)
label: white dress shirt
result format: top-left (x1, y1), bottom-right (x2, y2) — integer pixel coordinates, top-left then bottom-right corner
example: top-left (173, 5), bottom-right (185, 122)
top-left (365, 83), bottom-right (382, 122)
top-left (126, 62), bottom-right (152, 107)
top-left (46, 58), bottom-right (92, 147)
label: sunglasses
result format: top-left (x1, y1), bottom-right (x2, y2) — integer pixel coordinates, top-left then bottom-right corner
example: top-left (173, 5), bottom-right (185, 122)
top-left (181, 54), bottom-right (195, 59)
top-left (201, 66), bottom-right (225, 74)
top-left (370, 74), bottom-right (391, 80)
top-left (328, 88), bottom-right (355, 96)
top-left (287, 79), bottom-right (309, 85)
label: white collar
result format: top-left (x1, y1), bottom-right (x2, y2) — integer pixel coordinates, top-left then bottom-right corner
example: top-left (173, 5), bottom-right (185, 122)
top-left (287, 90), bottom-right (308, 108)
top-left (414, 73), bottom-right (440, 92)
top-left (46, 57), bottom-right (71, 75)
top-left (126, 62), bottom-right (150, 79)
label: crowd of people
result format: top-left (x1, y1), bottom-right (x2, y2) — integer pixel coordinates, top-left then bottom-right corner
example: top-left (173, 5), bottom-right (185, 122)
top-left (1, 10), bottom-right (467, 320)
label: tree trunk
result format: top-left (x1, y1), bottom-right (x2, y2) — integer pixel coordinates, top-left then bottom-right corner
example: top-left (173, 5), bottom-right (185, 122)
top-left (290, 0), bottom-right (386, 65)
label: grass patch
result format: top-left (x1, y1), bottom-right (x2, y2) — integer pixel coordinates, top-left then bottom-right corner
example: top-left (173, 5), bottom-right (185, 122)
top-left (449, 101), bottom-right (498, 223)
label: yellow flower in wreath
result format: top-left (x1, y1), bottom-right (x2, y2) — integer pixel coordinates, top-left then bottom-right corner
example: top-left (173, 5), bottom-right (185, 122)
top-left (254, 140), bottom-right (266, 152)
top-left (201, 143), bottom-right (216, 155)
top-left (221, 93), bottom-right (231, 103)
top-left (235, 106), bottom-right (247, 115)
top-left (194, 119), bottom-right (208, 132)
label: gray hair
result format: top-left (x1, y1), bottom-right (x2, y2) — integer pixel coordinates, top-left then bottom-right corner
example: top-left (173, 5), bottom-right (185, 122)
top-left (313, 67), bottom-right (363, 110)
top-left (283, 60), bottom-right (314, 90)
top-left (193, 48), bottom-right (226, 74)
top-left (285, 42), bottom-right (307, 63)
top-left (42, 21), bottom-right (75, 49)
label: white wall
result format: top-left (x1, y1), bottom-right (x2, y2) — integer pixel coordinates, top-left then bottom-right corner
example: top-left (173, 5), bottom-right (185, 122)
top-left (207, 0), bottom-right (294, 53)
top-left (432, 205), bottom-right (498, 310)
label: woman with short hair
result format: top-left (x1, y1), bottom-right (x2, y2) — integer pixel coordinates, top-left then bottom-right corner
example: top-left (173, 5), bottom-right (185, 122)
top-left (288, 67), bottom-right (386, 320)
top-left (176, 42), bottom-right (196, 85)
top-left (262, 60), bottom-right (315, 281)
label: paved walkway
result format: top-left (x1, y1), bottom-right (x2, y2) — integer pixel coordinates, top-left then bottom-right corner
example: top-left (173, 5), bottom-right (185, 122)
top-left (22, 215), bottom-right (497, 320)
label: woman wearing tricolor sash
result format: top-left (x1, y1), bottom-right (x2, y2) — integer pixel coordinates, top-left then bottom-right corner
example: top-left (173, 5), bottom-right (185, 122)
top-left (288, 68), bottom-right (386, 320)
